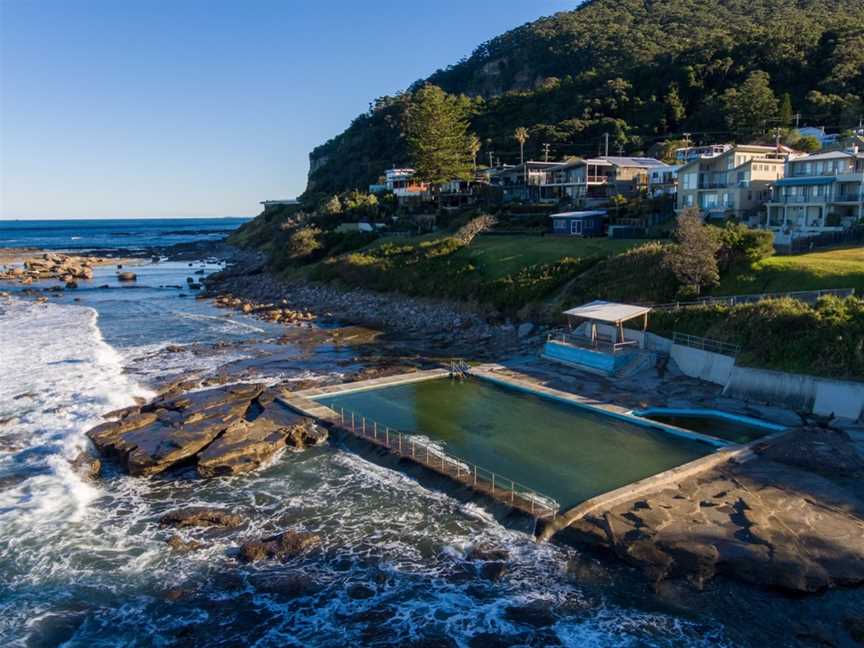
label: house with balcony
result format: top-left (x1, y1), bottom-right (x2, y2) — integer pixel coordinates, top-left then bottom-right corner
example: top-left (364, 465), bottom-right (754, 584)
top-left (539, 157), bottom-right (670, 205)
top-left (674, 144), bottom-right (733, 164)
top-left (764, 147), bottom-right (864, 243)
top-left (368, 168), bottom-right (430, 203)
top-left (648, 164), bottom-right (680, 197)
top-left (675, 145), bottom-right (795, 221)
top-left (488, 161), bottom-right (565, 203)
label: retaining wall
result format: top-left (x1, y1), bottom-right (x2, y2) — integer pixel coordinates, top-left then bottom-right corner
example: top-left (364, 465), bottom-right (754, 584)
top-left (570, 323), bottom-right (862, 420)
top-left (724, 367), bottom-right (864, 420)
top-left (670, 345), bottom-right (736, 385)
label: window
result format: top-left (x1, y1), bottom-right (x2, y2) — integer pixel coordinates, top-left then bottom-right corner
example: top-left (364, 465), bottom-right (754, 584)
top-left (682, 172), bottom-right (697, 190)
top-left (570, 219), bottom-right (582, 235)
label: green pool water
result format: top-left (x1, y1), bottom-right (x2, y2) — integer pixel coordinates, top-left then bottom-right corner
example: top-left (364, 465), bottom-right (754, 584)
top-left (639, 414), bottom-right (771, 445)
top-left (318, 378), bottom-right (713, 508)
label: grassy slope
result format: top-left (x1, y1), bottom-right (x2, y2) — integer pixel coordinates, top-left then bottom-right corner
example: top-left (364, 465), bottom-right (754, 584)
top-left (311, 234), bottom-right (648, 315)
top-left (717, 247), bottom-right (864, 295)
top-left (452, 236), bottom-right (640, 280)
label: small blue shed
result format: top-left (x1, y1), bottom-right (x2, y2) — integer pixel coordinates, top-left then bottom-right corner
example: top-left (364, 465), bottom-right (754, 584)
top-left (549, 210), bottom-right (607, 236)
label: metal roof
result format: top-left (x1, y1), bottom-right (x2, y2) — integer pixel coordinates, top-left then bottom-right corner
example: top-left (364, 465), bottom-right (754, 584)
top-left (792, 150), bottom-right (863, 161)
top-left (601, 156), bottom-right (670, 168)
top-left (549, 210), bottom-right (607, 219)
top-left (562, 300), bottom-right (651, 323)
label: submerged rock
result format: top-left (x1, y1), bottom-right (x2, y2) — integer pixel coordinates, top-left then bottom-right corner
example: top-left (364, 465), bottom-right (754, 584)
top-left (159, 507), bottom-right (244, 528)
top-left (165, 535), bottom-right (205, 553)
top-left (237, 529), bottom-right (321, 563)
top-left (69, 451), bottom-right (101, 480)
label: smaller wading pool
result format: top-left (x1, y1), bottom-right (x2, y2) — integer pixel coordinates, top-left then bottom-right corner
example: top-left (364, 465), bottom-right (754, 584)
top-left (316, 378), bottom-right (724, 509)
top-left (632, 408), bottom-right (785, 445)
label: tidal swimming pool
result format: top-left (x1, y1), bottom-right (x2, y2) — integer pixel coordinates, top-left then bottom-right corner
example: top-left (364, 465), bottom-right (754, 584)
top-left (634, 408), bottom-right (783, 445)
top-left (317, 378), bottom-right (714, 509)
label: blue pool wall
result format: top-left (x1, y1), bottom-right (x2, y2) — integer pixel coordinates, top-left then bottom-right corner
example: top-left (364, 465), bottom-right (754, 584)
top-left (631, 407), bottom-right (787, 433)
top-left (541, 341), bottom-right (630, 375)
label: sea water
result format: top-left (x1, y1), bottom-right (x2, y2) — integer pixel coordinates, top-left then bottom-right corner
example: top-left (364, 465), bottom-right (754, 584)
top-left (0, 217), bottom-right (250, 250)
top-left (0, 222), bottom-right (737, 646)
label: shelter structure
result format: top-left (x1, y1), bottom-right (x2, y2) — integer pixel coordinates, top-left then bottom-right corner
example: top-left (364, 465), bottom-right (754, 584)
top-left (563, 301), bottom-right (651, 351)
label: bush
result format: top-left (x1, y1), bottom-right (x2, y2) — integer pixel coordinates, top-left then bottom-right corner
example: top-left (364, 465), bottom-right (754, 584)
top-left (649, 296), bottom-right (864, 379)
top-left (712, 222), bottom-right (774, 273)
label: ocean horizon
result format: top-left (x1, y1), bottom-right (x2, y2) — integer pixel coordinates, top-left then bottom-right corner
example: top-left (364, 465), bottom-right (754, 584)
top-left (0, 216), bottom-right (253, 250)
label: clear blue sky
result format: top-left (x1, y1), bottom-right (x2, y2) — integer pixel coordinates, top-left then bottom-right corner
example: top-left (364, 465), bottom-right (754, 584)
top-left (0, 0), bottom-right (575, 219)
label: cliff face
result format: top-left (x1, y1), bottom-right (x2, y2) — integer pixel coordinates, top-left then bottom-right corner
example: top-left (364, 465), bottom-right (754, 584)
top-left (302, 0), bottom-right (864, 199)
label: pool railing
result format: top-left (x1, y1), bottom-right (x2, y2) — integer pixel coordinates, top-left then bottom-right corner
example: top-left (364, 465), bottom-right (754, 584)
top-left (335, 406), bottom-right (560, 520)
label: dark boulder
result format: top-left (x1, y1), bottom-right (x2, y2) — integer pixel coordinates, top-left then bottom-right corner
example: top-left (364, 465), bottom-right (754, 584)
top-left (238, 529), bottom-right (321, 563)
top-left (159, 507), bottom-right (243, 528)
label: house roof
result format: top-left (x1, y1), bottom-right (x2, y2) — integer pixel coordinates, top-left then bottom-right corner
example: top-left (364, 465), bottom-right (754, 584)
top-left (792, 150), bottom-right (862, 161)
top-left (549, 210), bottom-right (607, 219)
top-left (562, 300), bottom-right (651, 323)
top-left (601, 156), bottom-right (669, 168)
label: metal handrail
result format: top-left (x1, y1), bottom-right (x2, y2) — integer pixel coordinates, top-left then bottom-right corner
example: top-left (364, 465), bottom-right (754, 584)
top-left (336, 406), bottom-right (560, 519)
top-left (546, 331), bottom-right (637, 353)
top-left (672, 331), bottom-right (740, 357)
top-left (652, 288), bottom-right (856, 310)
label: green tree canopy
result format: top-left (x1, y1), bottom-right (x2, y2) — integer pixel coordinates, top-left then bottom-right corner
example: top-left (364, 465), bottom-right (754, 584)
top-left (721, 71), bottom-right (779, 137)
top-left (405, 84), bottom-right (474, 185)
top-left (779, 92), bottom-right (793, 127)
top-left (663, 208), bottom-right (721, 297)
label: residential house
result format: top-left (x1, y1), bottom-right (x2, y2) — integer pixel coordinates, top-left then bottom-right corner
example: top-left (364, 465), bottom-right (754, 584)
top-left (369, 168), bottom-right (429, 202)
top-left (647, 164), bottom-right (680, 197)
top-left (540, 157), bottom-right (671, 205)
top-left (675, 145), bottom-right (795, 221)
top-left (260, 199), bottom-right (299, 213)
top-left (674, 144), bottom-right (732, 164)
top-left (549, 210), bottom-right (607, 236)
top-left (797, 127), bottom-right (839, 148)
top-left (488, 161), bottom-right (565, 202)
top-left (764, 147), bottom-right (863, 243)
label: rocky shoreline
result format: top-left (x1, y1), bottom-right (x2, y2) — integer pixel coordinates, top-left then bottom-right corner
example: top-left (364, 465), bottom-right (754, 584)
top-left (85, 382), bottom-right (326, 479)
top-left (561, 424), bottom-right (864, 594)
top-left (202, 253), bottom-right (544, 359)
top-left (0, 252), bottom-right (128, 288)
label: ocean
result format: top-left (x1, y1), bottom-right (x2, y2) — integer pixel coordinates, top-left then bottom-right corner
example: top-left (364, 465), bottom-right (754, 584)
top-left (0, 217), bottom-right (251, 250)
top-left (0, 219), bottom-right (752, 646)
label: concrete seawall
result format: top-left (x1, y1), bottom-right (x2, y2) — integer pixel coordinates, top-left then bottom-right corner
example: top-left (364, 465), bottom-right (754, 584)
top-left (724, 366), bottom-right (864, 420)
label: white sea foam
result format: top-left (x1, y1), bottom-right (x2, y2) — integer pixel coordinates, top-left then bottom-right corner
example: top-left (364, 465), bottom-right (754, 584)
top-left (0, 298), bottom-right (152, 525)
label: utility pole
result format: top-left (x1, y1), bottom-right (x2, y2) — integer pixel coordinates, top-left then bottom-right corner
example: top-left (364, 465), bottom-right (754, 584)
top-left (488, 151), bottom-right (494, 169)
top-left (793, 113), bottom-right (801, 129)
top-left (617, 143), bottom-right (624, 157)
top-left (774, 128), bottom-right (782, 150)
top-left (542, 143), bottom-right (551, 162)
top-left (604, 132), bottom-right (609, 157)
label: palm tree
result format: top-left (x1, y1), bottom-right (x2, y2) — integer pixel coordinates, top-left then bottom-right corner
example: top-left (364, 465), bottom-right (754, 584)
top-left (514, 127), bottom-right (529, 164)
top-left (468, 134), bottom-right (481, 173)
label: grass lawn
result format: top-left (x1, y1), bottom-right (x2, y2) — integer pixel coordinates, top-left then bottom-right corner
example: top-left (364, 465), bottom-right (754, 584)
top-left (451, 235), bottom-right (645, 279)
top-left (717, 246), bottom-right (864, 295)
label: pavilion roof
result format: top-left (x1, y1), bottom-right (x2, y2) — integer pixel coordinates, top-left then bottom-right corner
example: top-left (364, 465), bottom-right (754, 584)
top-left (562, 300), bottom-right (651, 324)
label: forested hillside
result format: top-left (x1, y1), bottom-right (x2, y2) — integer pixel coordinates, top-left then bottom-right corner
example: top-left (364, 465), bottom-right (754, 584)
top-left (304, 0), bottom-right (864, 200)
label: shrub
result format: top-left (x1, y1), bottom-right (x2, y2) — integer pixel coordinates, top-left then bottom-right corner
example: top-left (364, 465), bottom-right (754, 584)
top-left (712, 222), bottom-right (774, 272)
top-left (650, 296), bottom-right (864, 379)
